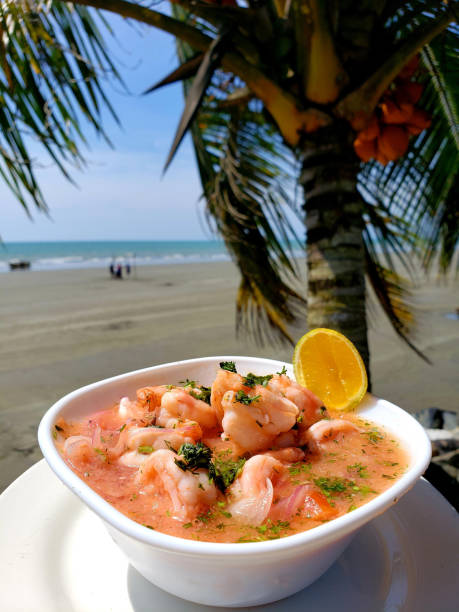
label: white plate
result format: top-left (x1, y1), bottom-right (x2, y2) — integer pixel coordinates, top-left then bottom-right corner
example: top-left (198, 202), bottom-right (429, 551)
top-left (0, 460), bottom-right (457, 612)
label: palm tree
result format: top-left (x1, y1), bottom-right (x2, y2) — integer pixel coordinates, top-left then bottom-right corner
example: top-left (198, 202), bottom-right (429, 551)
top-left (1, 1), bottom-right (458, 375)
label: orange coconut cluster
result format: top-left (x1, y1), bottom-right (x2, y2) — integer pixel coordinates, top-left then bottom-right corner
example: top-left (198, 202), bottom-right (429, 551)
top-left (354, 56), bottom-right (431, 166)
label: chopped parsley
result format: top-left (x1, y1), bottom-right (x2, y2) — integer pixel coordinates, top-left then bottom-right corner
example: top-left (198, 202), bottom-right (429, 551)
top-left (277, 365), bottom-right (288, 375)
top-left (94, 448), bottom-right (107, 462)
top-left (196, 510), bottom-right (214, 523)
top-left (220, 361), bottom-right (237, 373)
top-left (189, 386), bottom-right (211, 405)
top-left (347, 463), bottom-right (369, 478)
top-left (182, 522), bottom-right (192, 529)
top-left (314, 477), bottom-right (348, 495)
top-left (288, 462), bottom-right (312, 476)
top-left (119, 423), bottom-right (127, 432)
top-left (143, 524), bottom-right (155, 530)
top-left (209, 457), bottom-right (246, 492)
top-left (174, 441), bottom-right (212, 472)
top-left (180, 378), bottom-right (197, 388)
top-left (364, 428), bottom-right (384, 444)
top-left (235, 391), bottom-right (261, 405)
top-left (242, 372), bottom-right (273, 388)
top-left (138, 445), bottom-right (155, 454)
top-left (55, 424), bottom-right (64, 432)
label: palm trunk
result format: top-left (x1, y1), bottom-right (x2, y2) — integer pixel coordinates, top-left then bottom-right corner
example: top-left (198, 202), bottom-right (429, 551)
top-left (299, 121), bottom-right (370, 379)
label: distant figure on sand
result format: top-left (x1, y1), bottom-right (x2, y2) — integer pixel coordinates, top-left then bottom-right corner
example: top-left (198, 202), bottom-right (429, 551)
top-left (109, 261), bottom-right (115, 278)
top-left (126, 262), bottom-right (131, 276)
top-left (115, 263), bottom-right (122, 279)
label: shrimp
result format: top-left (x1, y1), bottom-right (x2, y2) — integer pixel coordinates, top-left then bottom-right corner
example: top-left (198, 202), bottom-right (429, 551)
top-left (262, 447), bottom-right (305, 463)
top-left (137, 449), bottom-right (218, 520)
top-left (226, 455), bottom-right (286, 525)
top-left (136, 385), bottom-right (169, 414)
top-left (302, 418), bottom-right (360, 452)
top-left (268, 374), bottom-right (325, 430)
top-left (210, 369), bottom-right (244, 423)
top-left (156, 388), bottom-right (218, 430)
top-left (221, 387), bottom-right (298, 453)
top-left (117, 397), bottom-right (145, 420)
top-left (63, 435), bottom-right (94, 466)
top-left (118, 422), bottom-right (202, 467)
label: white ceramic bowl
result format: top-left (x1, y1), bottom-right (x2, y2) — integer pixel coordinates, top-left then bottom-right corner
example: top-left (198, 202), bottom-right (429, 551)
top-left (38, 356), bottom-right (431, 607)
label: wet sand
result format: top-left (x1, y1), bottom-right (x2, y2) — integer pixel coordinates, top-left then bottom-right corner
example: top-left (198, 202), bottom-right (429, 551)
top-left (1, 261), bottom-right (458, 491)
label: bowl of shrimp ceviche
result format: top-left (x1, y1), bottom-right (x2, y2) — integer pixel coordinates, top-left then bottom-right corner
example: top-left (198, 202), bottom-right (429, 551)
top-left (38, 356), bottom-right (431, 607)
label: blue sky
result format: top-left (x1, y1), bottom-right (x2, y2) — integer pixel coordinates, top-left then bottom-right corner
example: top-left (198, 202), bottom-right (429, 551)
top-left (1, 13), bottom-right (210, 242)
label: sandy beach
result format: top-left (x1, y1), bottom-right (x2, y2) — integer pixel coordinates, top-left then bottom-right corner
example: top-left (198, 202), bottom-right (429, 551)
top-left (1, 260), bottom-right (458, 492)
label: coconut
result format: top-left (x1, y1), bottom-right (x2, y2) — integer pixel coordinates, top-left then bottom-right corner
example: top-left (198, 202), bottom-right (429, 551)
top-left (378, 126), bottom-right (409, 161)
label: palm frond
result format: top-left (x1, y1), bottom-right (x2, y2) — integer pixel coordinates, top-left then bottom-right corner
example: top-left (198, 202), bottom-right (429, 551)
top-left (0, 1), bottom-right (122, 214)
top-left (163, 27), bottom-right (231, 173)
top-left (200, 104), bottom-right (305, 346)
top-left (363, 229), bottom-right (430, 363)
top-left (355, 7), bottom-right (458, 353)
top-left (171, 11), bottom-right (305, 345)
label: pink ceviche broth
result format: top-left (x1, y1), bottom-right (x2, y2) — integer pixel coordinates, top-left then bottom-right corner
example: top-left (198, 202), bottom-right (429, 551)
top-left (54, 361), bottom-right (408, 543)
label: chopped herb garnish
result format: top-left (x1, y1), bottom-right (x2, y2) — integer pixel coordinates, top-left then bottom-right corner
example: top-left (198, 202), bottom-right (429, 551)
top-left (235, 391), bottom-right (261, 405)
top-left (119, 423), bottom-right (127, 432)
top-left (347, 463), bottom-right (369, 478)
top-left (209, 457), bottom-right (246, 492)
top-left (220, 510), bottom-right (232, 519)
top-left (182, 522), bottom-right (192, 529)
top-left (255, 420), bottom-right (263, 428)
top-left (242, 372), bottom-right (273, 388)
top-left (52, 429), bottom-right (57, 440)
top-left (196, 510), bottom-right (214, 523)
top-left (189, 386), bottom-right (211, 405)
top-left (174, 441), bottom-right (212, 472)
top-left (180, 378), bottom-right (197, 388)
top-left (143, 524), bottom-right (155, 530)
top-left (220, 361), bottom-right (237, 373)
top-left (297, 414), bottom-right (304, 424)
top-left (319, 406), bottom-right (327, 414)
top-left (216, 523), bottom-right (225, 530)
top-left (382, 474), bottom-right (396, 479)
top-left (347, 504), bottom-right (357, 513)
top-left (277, 365), bottom-right (288, 375)
top-left (94, 448), bottom-right (107, 462)
top-left (138, 445), bottom-right (155, 454)
top-left (165, 384), bottom-right (175, 390)
top-left (364, 428), bottom-right (384, 444)
top-left (314, 477), bottom-right (348, 495)
top-left (55, 424), bottom-right (64, 432)
top-left (288, 462), bottom-right (312, 476)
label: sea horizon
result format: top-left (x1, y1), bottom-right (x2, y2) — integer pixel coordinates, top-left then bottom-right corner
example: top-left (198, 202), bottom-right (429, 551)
top-left (0, 239), bottom-right (233, 273)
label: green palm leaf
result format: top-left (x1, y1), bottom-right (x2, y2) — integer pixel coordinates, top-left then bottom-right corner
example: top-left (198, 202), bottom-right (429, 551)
top-left (171, 12), bottom-right (304, 345)
top-left (0, 1), bottom-right (122, 214)
top-left (357, 4), bottom-right (458, 352)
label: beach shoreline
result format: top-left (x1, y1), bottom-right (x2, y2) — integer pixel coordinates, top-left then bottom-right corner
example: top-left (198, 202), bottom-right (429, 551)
top-left (1, 261), bottom-right (458, 492)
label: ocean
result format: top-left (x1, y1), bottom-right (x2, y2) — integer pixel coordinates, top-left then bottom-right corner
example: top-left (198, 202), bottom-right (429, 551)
top-left (0, 241), bottom-right (231, 273)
